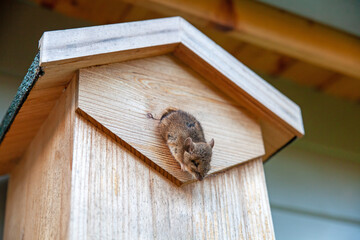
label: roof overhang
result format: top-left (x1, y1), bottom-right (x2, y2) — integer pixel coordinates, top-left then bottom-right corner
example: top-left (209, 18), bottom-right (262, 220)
top-left (0, 17), bottom-right (304, 174)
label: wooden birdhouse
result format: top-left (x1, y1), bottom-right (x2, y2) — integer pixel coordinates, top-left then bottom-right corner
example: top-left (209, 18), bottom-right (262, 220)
top-left (0, 17), bottom-right (304, 239)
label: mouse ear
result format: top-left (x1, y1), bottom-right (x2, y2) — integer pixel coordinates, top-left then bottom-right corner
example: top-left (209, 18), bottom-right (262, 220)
top-left (184, 137), bottom-right (195, 153)
top-left (208, 138), bottom-right (214, 148)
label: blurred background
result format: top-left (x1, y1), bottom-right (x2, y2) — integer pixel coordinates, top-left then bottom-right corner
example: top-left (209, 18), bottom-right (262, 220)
top-left (0, 0), bottom-right (359, 239)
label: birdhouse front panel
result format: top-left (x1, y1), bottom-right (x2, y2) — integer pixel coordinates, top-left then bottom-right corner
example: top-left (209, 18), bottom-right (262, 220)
top-left (0, 17), bottom-right (305, 240)
top-left (77, 54), bottom-right (265, 185)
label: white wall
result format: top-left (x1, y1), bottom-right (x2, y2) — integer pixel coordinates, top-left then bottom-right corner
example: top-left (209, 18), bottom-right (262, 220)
top-left (266, 148), bottom-right (360, 239)
top-left (263, 76), bottom-right (360, 239)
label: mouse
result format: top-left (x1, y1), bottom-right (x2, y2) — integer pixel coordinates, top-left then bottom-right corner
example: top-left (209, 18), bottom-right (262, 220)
top-left (157, 107), bottom-right (214, 181)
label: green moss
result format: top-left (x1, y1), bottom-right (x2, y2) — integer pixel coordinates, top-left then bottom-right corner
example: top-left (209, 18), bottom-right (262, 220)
top-left (0, 52), bottom-right (43, 144)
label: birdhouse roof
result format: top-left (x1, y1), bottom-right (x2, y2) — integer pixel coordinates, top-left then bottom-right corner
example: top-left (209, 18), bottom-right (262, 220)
top-left (0, 17), bottom-right (303, 174)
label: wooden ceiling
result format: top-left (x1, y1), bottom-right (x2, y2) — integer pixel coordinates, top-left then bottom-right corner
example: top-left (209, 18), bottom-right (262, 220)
top-left (32, 0), bottom-right (360, 102)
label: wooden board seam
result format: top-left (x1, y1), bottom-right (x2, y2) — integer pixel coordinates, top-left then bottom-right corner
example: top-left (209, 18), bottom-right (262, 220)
top-left (76, 107), bottom-right (183, 186)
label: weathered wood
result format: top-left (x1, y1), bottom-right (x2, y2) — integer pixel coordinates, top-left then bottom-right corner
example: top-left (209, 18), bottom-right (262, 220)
top-left (78, 54), bottom-right (265, 184)
top-left (261, 119), bottom-right (295, 160)
top-left (38, 16), bottom-right (303, 136)
top-left (0, 17), bottom-right (304, 176)
top-left (39, 17), bottom-right (181, 67)
top-left (120, 0), bottom-right (360, 81)
top-left (175, 19), bottom-right (303, 136)
top-left (3, 76), bottom-right (76, 240)
top-left (30, 0), bottom-right (360, 81)
top-left (0, 85), bottom-right (64, 174)
top-left (70, 114), bottom-right (275, 239)
top-left (0, 18), bottom-right (180, 172)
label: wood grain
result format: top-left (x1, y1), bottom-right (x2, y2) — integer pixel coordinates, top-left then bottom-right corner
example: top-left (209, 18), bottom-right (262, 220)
top-left (0, 17), bottom-right (303, 175)
top-left (38, 16), bottom-right (303, 136)
top-left (78, 54), bottom-right (265, 184)
top-left (261, 119), bottom-right (295, 160)
top-left (3, 76), bottom-right (76, 240)
top-left (70, 114), bottom-right (275, 239)
top-left (0, 17), bottom-right (180, 172)
top-left (31, 0), bottom-right (360, 81)
top-left (29, 0), bottom-right (360, 102)
top-left (120, 0), bottom-right (360, 81)
top-left (0, 85), bottom-right (64, 174)
top-left (177, 18), bottom-right (304, 136)
top-left (39, 17), bottom-right (181, 66)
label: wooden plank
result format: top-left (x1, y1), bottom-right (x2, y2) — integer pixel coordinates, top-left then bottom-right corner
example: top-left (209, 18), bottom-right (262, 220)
top-left (0, 17), bottom-right (303, 175)
top-left (322, 76), bottom-right (360, 101)
top-left (261, 119), bottom-right (295, 160)
top-left (70, 114), bottom-right (275, 239)
top-left (29, 0), bottom-right (360, 101)
top-left (39, 17), bottom-right (181, 66)
top-left (0, 18), bottom-right (180, 172)
top-left (173, 44), bottom-right (297, 160)
top-left (233, 44), bottom-right (295, 76)
top-left (31, 0), bottom-right (360, 82)
top-left (32, 0), bottom-right (162, 24)
top-left (177, 18), bottom-right (304, 136)
top-left (119, 0), bottom-right (360, 80)
top-left (3, 76), bottom-right (77, 240)
top-left (38, 17), bottom-right (303, 136)
top-left (2, 150), bottom-right (27, 240)
top-left (280, 61), bottom-right (336, 87)
top-left (0, 85), bottom-right (64, 173)
top-left (78, 55), bottom-right (265, 184)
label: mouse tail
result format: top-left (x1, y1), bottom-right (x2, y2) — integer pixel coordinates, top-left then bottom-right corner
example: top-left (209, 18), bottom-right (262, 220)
top-left (160, 107), bottom-right (178, 121)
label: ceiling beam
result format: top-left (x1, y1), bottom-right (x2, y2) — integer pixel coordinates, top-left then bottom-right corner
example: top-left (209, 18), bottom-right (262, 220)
top-left (120, 0), bottom-right (360, 80)
top-left (33, 0), bottom-right (360, 80)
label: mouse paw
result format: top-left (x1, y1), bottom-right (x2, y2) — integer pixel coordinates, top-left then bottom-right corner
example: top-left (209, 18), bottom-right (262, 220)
top-left (180, 163), bottom-right (186, 171)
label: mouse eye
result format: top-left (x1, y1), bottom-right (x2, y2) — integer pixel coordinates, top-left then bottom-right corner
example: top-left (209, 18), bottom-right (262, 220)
top-left (191, 160), bottom-right (199, 167)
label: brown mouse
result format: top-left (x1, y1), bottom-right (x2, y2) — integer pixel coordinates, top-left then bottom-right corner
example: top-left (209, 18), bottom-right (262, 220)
top-left (158, 107), bottom-right (214, 181)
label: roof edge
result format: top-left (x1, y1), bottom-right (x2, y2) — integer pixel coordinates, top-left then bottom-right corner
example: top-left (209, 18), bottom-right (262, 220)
top-left (178, 18), bottom-right (304, 136)
top-left (39, 16), bottom-right (183, 66)
top-left (0, 17), bottom-right (304, 169)
top-left (0, 52), bottom-right (43, 145)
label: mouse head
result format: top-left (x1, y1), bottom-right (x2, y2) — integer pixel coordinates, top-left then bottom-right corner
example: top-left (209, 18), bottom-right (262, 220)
top-left (183, 137), bottom-right (214, 181)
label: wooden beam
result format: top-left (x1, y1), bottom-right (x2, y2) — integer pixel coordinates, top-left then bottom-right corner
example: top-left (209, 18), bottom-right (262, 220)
top-left (176, 19), bottom-right (303, 136)
top-left (38, 17), bottom-right (303, 135)
top-left (120, 0), bottom-right (360, 80)
top-left (31, 0), bottom-right (360, 80)
top-left (0, 17), bottom-right (304, 174)
top-left (3, 75), bottom-right (76, 239)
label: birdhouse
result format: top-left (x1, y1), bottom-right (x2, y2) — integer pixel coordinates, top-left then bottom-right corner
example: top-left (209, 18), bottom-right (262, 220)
top-left (0, 17), bottom-right (303, 239)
